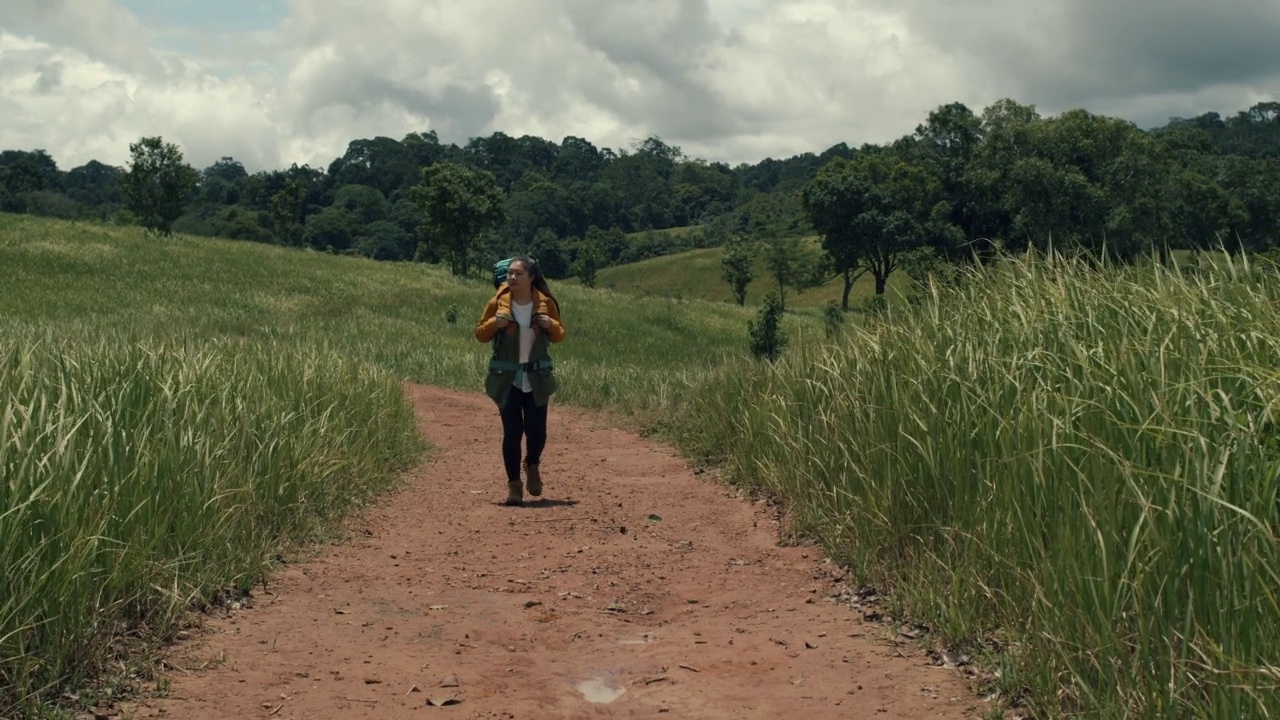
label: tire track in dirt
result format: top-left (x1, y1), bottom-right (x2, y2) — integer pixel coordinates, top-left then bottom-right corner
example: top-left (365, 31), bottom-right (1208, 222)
top-left (124, 385), bottom-right (979, 719)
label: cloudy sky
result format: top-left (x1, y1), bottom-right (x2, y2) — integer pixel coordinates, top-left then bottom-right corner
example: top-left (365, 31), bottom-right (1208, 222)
top-left (2, 0), bottom-right (1277, 174)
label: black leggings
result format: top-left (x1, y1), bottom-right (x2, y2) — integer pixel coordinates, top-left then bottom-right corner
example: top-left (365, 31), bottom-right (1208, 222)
top-left (500, 388), bottom-right (547, 483)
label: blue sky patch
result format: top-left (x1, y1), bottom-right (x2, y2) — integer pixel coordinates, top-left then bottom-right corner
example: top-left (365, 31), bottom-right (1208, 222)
top-left (118, 0), bottom-right (287, 34)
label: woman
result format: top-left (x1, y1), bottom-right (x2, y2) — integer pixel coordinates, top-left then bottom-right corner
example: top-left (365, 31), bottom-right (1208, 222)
top-left (474, 256), bottom-right (567, 506)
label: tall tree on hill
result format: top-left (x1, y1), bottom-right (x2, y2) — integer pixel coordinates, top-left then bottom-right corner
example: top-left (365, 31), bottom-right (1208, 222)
top-left (804, 152), bottom-right (956, 299)
top-left (1213, 155), bottom-right (1280, 253)
top-left (122, 136), bottom-right (198, 236)
top-left (902, 102), bottom-right (983, 260)
top-left (409, 162), bottom-right (505, 277)
top-left (329, 137), bottom-right (420, 199)
top-left (0, 149), bottom-right (60, 197)
top-left (63, 160), bottom-right (122, 214)
top-left (802, 160), bottom-right (867, 309)
top-left (961, 99), bottom-right (1041, 255)
top-left (571, 234), bottom-right (603, 288)
top-left (269, 178), bottom-right (306, 246)
top-left (720, 232), bottom-right (755, 305)
top-left (760, 234), bottom-right (827, 309)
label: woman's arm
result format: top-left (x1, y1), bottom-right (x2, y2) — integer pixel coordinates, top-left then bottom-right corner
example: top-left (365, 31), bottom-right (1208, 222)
top-left (539, 300), bottom-right (567, 343)
top-left (475, 297), bottom-right (506, 342)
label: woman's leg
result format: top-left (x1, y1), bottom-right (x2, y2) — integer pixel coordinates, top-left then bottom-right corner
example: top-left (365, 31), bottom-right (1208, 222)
top-left (523, 396), bottom-right (548, 496)
top-left (524, 399), bottom-right (548, 467)
top-left (500, 390), bottom-right (527, 501)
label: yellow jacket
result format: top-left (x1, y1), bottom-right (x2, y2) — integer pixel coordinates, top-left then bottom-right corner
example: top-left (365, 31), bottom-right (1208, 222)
top-left (475, 285), bottom-right (566, 344)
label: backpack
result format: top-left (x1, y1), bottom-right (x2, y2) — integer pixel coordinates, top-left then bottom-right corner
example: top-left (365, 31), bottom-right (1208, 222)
top-left (492, 257), bottom-right (515, 288)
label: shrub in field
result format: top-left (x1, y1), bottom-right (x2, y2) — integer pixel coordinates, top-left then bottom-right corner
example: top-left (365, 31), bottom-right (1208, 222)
top-left (821, 300), bottom-right (844, 340)
top-left (748, 291), bottom-right (787, 361)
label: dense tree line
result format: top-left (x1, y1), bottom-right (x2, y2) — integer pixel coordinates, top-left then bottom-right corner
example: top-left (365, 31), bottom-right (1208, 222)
top-left (1, 99), bottom-right (1277, 287)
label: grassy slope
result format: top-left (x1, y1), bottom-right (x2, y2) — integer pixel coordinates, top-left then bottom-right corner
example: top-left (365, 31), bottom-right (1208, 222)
top-left (0, 214), bottom-right (766, 400)
top-left (588, 240), bottom-right (909, 310)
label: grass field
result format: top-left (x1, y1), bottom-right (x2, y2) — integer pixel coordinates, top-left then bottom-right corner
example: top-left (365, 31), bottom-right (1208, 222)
top-left (3, 212), bottom-right (1278, 719)
top-left (588, 239), bottom-right (910, 310)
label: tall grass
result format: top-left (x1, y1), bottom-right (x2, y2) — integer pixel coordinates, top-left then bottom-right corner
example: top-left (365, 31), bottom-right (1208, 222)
top-left (0, 333), bottom-right (423, 715)
top-left (677, 254), bottom-right (1280, 718)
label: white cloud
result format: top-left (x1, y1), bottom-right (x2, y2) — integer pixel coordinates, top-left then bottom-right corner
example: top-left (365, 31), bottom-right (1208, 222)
top-left (0, 0), bottom-right (1275, 174)
top-left (3, 0), bottom-right (163, 75)
top-left (689, 1), bottom-right (972, 161)
top-left (0, 31), bottom-right (282, 171)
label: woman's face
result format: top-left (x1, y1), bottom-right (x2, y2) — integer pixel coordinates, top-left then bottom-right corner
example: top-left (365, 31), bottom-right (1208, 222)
top-left (506, 261), bottom-right (532, 293)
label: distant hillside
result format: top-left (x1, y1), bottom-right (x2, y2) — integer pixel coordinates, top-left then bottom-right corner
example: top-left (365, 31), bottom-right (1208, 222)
top-left (583, 239), bottom-right (908, 310)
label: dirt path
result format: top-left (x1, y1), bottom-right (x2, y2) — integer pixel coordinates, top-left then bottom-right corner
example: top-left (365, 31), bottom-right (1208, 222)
top-left (125, 385), bottom-right (978, 719)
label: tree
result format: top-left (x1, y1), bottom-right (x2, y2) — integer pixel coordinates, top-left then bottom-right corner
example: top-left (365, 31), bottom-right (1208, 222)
top-left (121, 136), bottom-right (198, 235)
top-left (804, 152), bottom-right (955, 298)
top-left (802, 162), bottom-right (868, 308)
top-left (720, 233), bottom-right (754, 305)
top-left (409, 162), bottom-right (505, 277)
top-left (902, 102), bottom-right (983, 259)
top-left (964, 99), bottom-right (1042, 254)
top-left (329, 136), bottom-right (419, 199)
top-left (760, 235), bottom-right (827, 308)
top-left (303, 206), bottom-right (358, 252)
top-left (1158, 169), bottom-right (1246, 258)
top-left (1213, 155), bottom-right (1280, 254)
top-left (355, 220), bottom-right (412, 261)
top-left (572, 235), bottom-right (604, 288)
top-left (1000, 110), bottom-right (1166, 262)
top-left (528, 228), bottom-right (570, 279)
top-left (504, 175), bottom-right (571, 245)
top-left (332, 183), bottom-right (390, 224)
top-left (553, 136), bottom-right (605, 184)
top-left (748, 291), bottom-right (787, 361)
top-left (269, 178), bottom-right (306, 246)
top-left (584, 225), bottom-right (629, 266)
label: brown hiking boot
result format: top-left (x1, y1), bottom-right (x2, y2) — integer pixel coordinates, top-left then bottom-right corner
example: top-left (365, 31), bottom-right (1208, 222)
top-left (524, 461), bottom-right (542, 497)
top-left (504, 480), bottom-right (523, 506)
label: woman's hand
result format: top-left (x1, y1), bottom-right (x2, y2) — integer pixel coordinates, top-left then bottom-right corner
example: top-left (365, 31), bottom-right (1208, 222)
top-left (534, 314), bottom-right (551, 330)
top-left (496, 316), bottom-right (513, 329)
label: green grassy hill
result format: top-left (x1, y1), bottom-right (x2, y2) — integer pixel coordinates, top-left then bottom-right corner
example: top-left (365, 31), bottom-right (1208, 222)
top-left (587, 239), bottom-right (908, 310)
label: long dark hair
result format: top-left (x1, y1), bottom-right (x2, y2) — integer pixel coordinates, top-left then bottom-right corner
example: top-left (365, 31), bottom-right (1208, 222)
top-left (512, 255), bottom-right (558, 308)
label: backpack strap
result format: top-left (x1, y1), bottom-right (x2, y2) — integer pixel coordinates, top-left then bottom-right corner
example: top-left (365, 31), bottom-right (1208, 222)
top-left (488, 358), bottom-right (553, 388)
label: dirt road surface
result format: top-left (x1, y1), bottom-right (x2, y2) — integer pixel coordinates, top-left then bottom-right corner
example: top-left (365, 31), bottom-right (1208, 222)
top-left (124, 385), bottom-right (979, 719)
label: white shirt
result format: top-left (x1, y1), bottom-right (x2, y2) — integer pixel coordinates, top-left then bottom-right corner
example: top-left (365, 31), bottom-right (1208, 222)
top-left (511, 300), bottom-right (535, 392)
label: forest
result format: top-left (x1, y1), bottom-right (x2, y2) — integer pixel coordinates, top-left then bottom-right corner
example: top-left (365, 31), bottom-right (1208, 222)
top-left (2, 98), bottom-right (1278, 283)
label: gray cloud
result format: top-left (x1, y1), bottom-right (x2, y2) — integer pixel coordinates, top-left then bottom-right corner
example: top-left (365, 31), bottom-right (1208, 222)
top-left (33, 60), bottom-right (62, 93)
top-left (1, 0), bottom-right (163, 75)
top-left (0, 0), bottom-right (1275, 174)
top-left (882, 0), bottom-right (1280, 121)
top-left (289, 58), bottom-right (501, 144)
top-left (561, 1), bottom-right (739, 141)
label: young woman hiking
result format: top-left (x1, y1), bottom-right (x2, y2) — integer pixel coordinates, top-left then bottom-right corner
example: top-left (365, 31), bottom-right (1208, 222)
top-left (474, 256), bottom-right (566, 506)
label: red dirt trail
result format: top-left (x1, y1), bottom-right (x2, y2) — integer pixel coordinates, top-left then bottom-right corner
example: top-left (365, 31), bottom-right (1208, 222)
top-left (124, 385), bottom-right (979, 719)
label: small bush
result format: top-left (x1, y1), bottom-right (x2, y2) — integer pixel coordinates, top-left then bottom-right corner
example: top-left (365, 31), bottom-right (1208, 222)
top-left (821, 300), bottom-right (844, 340)
top-left (748, 291), bottom-right (787, 361)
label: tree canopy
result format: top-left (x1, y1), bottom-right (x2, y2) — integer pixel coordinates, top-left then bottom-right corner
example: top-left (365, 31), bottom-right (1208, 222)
top-left (1, 98), bottom-right (1277, 282)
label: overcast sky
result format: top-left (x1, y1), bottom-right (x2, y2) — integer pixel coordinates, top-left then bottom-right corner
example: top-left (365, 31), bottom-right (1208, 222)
top-left (2, 0), bottom-right (1277, 174)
